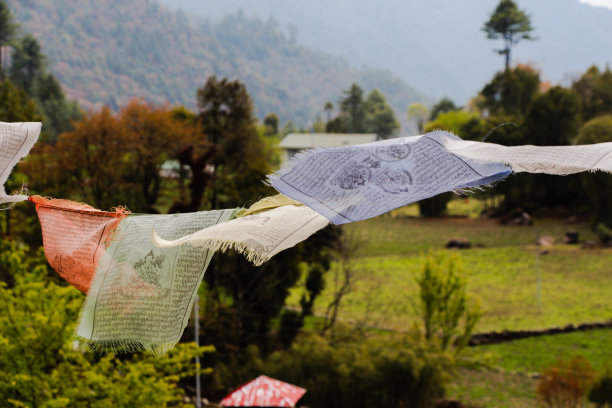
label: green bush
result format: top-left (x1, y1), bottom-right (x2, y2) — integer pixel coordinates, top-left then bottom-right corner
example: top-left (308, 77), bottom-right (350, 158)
top-left (416, 253), bottom-right (481, 351)
top-left (0, 239), bottom-right (212, 407)
top-left (211, 332), bottom-right (450, 408)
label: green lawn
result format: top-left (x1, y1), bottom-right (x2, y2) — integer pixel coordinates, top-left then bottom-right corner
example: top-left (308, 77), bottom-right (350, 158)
top-left (288, 199), bottom-right (612, 406)
top-left (447, 329), bottom-right (612, 407)
top-left (292, 211), bottom-right (611, 333)
top-left (472, 328), bottom-right (612, 374)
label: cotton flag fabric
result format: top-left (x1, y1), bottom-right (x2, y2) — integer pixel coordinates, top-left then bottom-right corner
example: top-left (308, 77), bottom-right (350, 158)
top-left (0, 122), bottom-right (41, 204)
top-left (77, 209), bottom-right (234, 354)
top-left (31, 196), bottom-right (127, 294)
top-left (153, 204), bottom-right (329, 266)
top-left (220, 375), bottom-right (306, 407)
top-left (442, 136), bottom-right (612, 175)
top-left (267, 131), bottom-right (512, 224)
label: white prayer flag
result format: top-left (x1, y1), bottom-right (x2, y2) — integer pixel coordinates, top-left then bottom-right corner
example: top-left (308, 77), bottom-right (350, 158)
top-left (0, 122), bottom-right (41, 204)
top-left (153, 205), bottom-right (329, 266)
top-left (267, 132), bottom-right (512, 224)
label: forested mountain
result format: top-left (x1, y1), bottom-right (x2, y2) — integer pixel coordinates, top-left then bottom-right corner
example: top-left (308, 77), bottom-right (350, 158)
top-left (160, 0), bottom-right (612, 103)
top-left (5, 0), bottom-right (427, 127)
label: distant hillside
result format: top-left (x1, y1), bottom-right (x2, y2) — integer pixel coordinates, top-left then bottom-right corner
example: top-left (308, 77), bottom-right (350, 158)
top-left (160, 0), bottom-right (612, 103)
top-left (6, 0), bottom-right (428, 128)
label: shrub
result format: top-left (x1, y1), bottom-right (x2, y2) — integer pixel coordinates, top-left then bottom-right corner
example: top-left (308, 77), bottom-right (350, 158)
top-left (589, 372), bottom-right (612, 407)
top-left (416, 253), bottom-right (481, 352)
top-left (536, 355), bottom-right (596, 408)
top-left (0, 239), bottom-right (211, 407)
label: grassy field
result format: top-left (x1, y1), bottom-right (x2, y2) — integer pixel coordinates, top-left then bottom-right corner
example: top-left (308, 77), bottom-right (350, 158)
top-left (448, 329), bottom-right (612, 407)
top-left (292, 202), bottom-right (611, 333)
top-left (289, 198), bottom-right (612, 406)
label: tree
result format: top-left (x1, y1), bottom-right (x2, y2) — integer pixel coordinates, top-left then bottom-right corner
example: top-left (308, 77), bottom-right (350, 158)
top-left (572, 65), bottom-right (612, 121)
top-left (0, 239), bottom-right (210, 407)
top-left (0, 79), bottom-right (40, 123)
top-left (0, 0), bottom-right (17, 74)
top-left (33, 72), bottom-right (82, 141)
top-left (339, 83), bottom-right (366, 133)
top-left (483, 0), bottom-right (534, 70)
top-left (8, 33), bottom-right (82, 141)
top-left (575, 115), bottom-right (612, 229)
top-left (201, 224), bottom-right (340, 358)
top-left (55, 107), bottom-right (129, 209)
top-left (263, 112), bottom-right (279, 135)
top-left (416, 253), bottom-right (481, 351)
top-left (0, 79), bottom-right (42, 237)
top-left (363, 89), bottom-right (399, 139)
top-left (9, 34), bottom-right (44, 94)
top-left (171, 76), bottom-right (273, 213)
top-left (424, 110), bottom-right (485, 140)
top-left (52, 100), bottom-right (197, 211)
top-left (324, 101), bottom-right (333, 123)
top-left (321, 227), bottom-right (359, 333)
top-left (430, 97), bottom-right (458, 121)
top-left (522, 86), bottom-right (581, 146)
top-left (119, 99), bottom-right (198, 212)
top-left (479, 65), bottom-right (540, 118)
top-left (407, 103), bottom-right (430, 133)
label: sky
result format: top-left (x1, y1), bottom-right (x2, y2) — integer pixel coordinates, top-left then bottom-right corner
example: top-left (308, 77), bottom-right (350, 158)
top-left (580, 0), bottom-right (612, 10)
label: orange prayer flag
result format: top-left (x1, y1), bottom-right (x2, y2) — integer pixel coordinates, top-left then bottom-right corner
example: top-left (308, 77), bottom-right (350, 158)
top-left (30, 196), bottom-right (128, 293)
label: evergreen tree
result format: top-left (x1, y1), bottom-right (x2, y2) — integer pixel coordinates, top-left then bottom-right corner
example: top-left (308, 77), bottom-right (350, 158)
top-left (9, 34), bottom-right (44, 94)
top-left (263, 112), bottom-right (279, 135)
top-left (0, 0), bottom-right (16, 74)
top-left (324, 101), bottom-right (333, 123)
top-left (575, 115), bottom-right (612, 229)
top-left (430, 97), bottom-right (458, 121)
top-left (572, 65), bottom-right (612, 121)
top-left (479, 65), bottom-right (540, 119)
top-left (363, 89), bottom-right (399, 139)
top-left (0, 79), bottom-right (40, 122)
top-left (8, 31), bottom-right (82, 141)
top-left (339, 83), bottom-right (366, 133)
top-left (33, 73), bottom-right (82, 140)
top-left (483, 0), bottom-right (534, 70)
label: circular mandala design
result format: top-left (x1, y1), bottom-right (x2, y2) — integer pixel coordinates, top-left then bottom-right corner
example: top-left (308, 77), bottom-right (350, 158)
top-left (337, 163), bottom-right (372, 190)
top-left (374, 143), bottom-right (411, 161)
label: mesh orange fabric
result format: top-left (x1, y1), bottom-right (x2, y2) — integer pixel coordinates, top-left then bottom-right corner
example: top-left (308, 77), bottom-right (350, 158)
top-left (30, 196), bottom-right (127, 294)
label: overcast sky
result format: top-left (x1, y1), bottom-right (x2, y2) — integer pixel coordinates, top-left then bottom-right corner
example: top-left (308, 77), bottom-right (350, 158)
top-left (580, 0), bottom-right (612, 10)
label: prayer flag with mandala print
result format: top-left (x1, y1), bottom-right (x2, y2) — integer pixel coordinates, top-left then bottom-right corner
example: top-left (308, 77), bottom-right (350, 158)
top-left (268, 131), bottom-right (512, 224)
top-left (77, 209), bottom-right (234, 354)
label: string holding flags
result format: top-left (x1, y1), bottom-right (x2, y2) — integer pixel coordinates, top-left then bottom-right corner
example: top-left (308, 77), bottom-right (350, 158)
top-left (267, 131), bottom-right (612, 224)
top-left (5, 120), bottom-right (612, 355)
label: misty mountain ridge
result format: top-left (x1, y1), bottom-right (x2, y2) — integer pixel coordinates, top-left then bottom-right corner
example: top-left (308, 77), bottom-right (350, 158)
top-left (6, 0), bottom-right (428, 129)
top-left (159, 0), bottom-right (612, 104)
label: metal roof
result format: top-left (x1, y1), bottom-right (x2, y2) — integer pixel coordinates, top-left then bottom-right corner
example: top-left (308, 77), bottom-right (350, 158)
top-left (280, 133), bottom-right (377, 149)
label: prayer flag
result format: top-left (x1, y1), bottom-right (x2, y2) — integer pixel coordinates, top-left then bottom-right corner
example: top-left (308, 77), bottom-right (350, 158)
top-left (30, 196), bottom-right (126, 294)
top-left (153, 204), bottom-right (329, 266)
top-left (268, 131), bottom-right (512, 224)
top-left (77, 209), bottom-right (235, 354)
top-left (442, 136), bottom-right (612, 174)
top-left (0, 122), bottom-right (41, 204)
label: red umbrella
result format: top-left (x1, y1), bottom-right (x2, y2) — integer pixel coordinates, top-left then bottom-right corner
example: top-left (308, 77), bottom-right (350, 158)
top-left (220, 375), bottom-right (306, 407)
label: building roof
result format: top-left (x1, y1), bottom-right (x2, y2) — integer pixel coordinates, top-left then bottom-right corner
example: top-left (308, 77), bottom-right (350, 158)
top-left (280, 133), bottom-right (377, 149)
